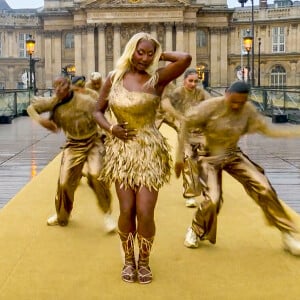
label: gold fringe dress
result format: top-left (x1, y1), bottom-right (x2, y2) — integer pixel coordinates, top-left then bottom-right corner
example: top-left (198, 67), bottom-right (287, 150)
top-left (101, 82), bottom-right (172, 191)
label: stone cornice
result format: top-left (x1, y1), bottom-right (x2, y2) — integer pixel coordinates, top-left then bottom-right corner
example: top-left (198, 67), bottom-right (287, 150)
top-left (83, 0), bottom-right (188, 9)
top-left (86, 8), bottom-right (184, 23)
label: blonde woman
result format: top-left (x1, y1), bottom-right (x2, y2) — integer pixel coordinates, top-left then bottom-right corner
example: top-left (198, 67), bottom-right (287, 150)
top-left (85, 71), bottom-right (102, 94)
top-left (94, 32), bottom-right (191, 284)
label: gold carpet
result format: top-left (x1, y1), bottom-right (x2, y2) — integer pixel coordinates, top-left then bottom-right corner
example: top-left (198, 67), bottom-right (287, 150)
top-left (1, 125), bottom-right (300, 300)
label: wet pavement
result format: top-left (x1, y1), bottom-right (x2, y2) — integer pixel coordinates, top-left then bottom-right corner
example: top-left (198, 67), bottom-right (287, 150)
top-left (0, 116), bottom-right (64, 208)
top-left (0, 115), bottom-right (300, 213)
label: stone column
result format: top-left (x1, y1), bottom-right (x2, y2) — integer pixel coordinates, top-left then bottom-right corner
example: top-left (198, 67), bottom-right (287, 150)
top-left (188, 24), bottom-right (197, 67)
top-left (175, 22), bottom-right (184, 52)
top-left (86, 25), bottom-right (95, 76)
top-left (74, 26), bottom-right (83, 76)
top-left (7, 31), bottom-right (13, 57)
top-left (44, 32), bottom-right (53, 88)
top-left (210, 28), bottom-right (221, 87)
top-left (53, 31), bottom-right (62, 77)
top-left (8, 66), bottom-right (14, 89)
top-left (176, 22), bottom-right (184, 84)
top-left (220, 28), bottom-right (228, 86)
top-left (165, 23), bottom-right (173, 52)
top-left (33, 30), bottom-right (41, 58)
top-left (151, 24), bottom-right (157, 40)
top-left (113, 24), bottom-right (121, 68)
top-left (290, 24), bottom-right (298, 53)
top-left (97, 24), bottom-right (107, 78)
top-left (289, 60), bottom-right (297, 86)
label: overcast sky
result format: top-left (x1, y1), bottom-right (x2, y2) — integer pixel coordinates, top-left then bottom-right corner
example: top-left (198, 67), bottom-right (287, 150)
top-left (6, 0), bottom-right (271, 9)
top-left (6, 0), bottom-right (44, 8)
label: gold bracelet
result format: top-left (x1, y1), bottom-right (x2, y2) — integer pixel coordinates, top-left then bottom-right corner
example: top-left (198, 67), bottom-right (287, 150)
top-left (109, 124), bottom-right (114, 134)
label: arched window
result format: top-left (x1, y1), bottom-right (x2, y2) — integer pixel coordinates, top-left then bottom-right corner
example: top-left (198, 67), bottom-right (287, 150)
top-left (65, 33), bottom-right (74, 49)
top-left (270, 65), bottom-right (286, 87)
top-left (196, 30), bottom-right (206, 48)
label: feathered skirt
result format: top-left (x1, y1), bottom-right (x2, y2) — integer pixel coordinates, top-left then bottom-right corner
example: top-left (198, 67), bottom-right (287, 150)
top-left (100, 126), bottom-right (172, 191)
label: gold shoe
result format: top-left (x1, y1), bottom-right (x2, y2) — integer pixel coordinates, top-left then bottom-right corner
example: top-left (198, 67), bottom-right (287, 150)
top-left (121, 264), bottom-right (137, 283)
top-left (137, 265), bottom-right (152, 284)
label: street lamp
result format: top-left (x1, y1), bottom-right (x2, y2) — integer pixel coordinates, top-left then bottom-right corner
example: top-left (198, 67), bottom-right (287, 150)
top-left (258, 37), bottom-right (261, 87)
top-left (26, 35), bottom-right (35, 91)
top-left (67, 65), bottom-right (76, 78)
top-left (243, 30), bottom-right (253, 85)
top-left (238, 0), bottom-right (255, 86)
top-left (196, 65), bottom-right (205, 80)
top-left (62, 64), bottom-right (76, 79)
top-left (26, 35), bottom-right (38, 94)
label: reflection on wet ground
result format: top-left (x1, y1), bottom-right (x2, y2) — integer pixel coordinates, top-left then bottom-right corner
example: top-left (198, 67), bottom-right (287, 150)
top-left (0, 116), bottom-right (64, 208)
top-left (240, 127), bottom-right (300, 213)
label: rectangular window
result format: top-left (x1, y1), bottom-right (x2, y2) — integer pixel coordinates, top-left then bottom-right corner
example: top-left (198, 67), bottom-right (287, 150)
top-left (270, 74), bottom-right (286, 87)
top-left (65, 33), bottom-right (74, 49)
top-left (196, 30), bottom-right (206, 48)
top-left (19, 33), bottom-right (31, 58)
top-left (272, 27), bottom-right (285, 53)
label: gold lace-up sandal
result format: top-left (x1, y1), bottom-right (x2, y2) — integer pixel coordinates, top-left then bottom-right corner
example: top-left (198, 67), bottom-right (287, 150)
top-left (137, 233), bottom-right (154, 284)
top-left (119, 231), bottom-right (137, 283)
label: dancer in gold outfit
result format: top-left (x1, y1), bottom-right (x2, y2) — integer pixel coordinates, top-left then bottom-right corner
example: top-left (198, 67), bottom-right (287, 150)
top-left (169, 68), bottom-right (211, 208)
top-left (85, 71), bottom-right (102, 94)
top-left (175, 80), bottom-right (300, 255)
top-left (94, 32), bottom-right (191, 284)
top-left (155, 82), bottom-right (180, 132)
top-left (27, 76), bottom-right (116, 233)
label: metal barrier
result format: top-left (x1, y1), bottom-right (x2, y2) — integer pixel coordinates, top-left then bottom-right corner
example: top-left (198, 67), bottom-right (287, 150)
top-left (2, 86), bottom-right (300, 124)
top-left (250, 87), bottom-right (300, 123)
top-left (0, 89), bottom-right (53, 124)
top-left (207, 86), bottom-right (300, 124)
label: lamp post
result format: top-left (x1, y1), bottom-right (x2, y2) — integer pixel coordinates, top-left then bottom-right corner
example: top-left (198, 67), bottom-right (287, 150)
top-left (196, 65), bottom-right (204, 80)
top-left (25, 35), bottom-right (35, 92)
top-left (62, 64), bottom-right (76, 79)
top-left (238, 0), bottom-right (255, 86)
top-left (196, 65), bottom-right (209, 88)
top-left (243, 30), bottom-right (253, 85)
top-left (67, 65), bottom-right (76, 79)
top-left (258, 37), bottom-right (261, 87)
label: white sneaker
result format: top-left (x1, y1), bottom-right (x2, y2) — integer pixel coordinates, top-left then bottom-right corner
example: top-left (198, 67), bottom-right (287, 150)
top-left (103, 213), bottom-right (117, 233)
top-left (47, 214), bottom-right (59, 226)
top-left (185, 198), bottom-right (197, 208)
top-left (184, 227), bottom-right (199, 248)
top-left (282, 232), bottom-right (300, 255)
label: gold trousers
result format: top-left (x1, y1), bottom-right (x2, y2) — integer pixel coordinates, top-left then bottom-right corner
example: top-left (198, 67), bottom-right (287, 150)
top-left (192, 150), bottom-right (297, 244)
top-left (182, 141), bottom-right (205, 198)
top-left (55, 134), bottom-right (111, 225)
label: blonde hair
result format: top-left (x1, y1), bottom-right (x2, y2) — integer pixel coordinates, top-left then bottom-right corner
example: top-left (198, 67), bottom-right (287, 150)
top-left (90, 72), bottom-right (102, 81)
top-left (111, 32), bottom-right (162, 88)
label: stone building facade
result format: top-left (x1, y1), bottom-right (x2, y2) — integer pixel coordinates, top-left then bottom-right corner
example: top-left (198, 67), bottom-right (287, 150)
top-left (0, 0), bottom-right (299, 90)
